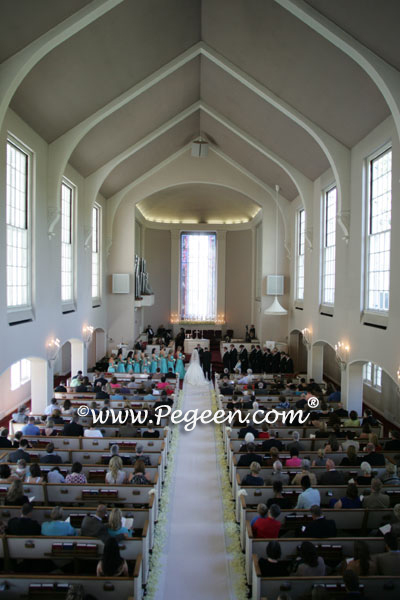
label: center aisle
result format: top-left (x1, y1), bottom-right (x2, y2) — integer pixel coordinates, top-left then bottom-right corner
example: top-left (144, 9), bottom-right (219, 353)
top-left (154, 381), bottom-right (234, 600)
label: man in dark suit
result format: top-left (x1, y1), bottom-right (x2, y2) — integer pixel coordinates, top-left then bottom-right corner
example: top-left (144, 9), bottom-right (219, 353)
top-left (197, 345), bottom-right (204, 367)
top-left (385, 431), bottom-right (400, 451)
top-left (254, 345), bottom-right (263, 373)
top-left (6, 503), bottom-right (41, 536)
top-left (9, 439), bottom-right (31, 463)
top-left (62, 414), bottom-right (84, 437)
top-left (318, 459), bottom-right (346, 485)
top-left (202, 349), bottom-right (211, 380)
top-left (39, 442), bottom-right (63, 464)
top-left (81, 505), bottom-right (124, 542)
top-left (0, 428), bottom-right (12, 448)
top-left (301, 505), bottom-right (337, 538)
top-left (222, 347), bottom-right (230, 372)
top-left (175, 327), bottom-right (185, 349)
top-left (145, 324), bottom-right (154, 343)
top-left (375, 532), bottom-right (400, 575)
top-left (285, 354), bottom-right (294, 373)
top-left (271, 349), bottom-right (281, 373)
top-left (238, 424), bottom-right (258, 439)
top-left (249, 345), bottom-right (257, 372)
top-left (364, 442), bottom-right (385, 466)
top-left (238, 345), bottom-right (249, 373)
top-left (229, 344), bottom-right (238, 372)
top-left (263, 348), bottom-right (273, 373)
top-left (262, 432), bottom-right (284, 452)
top-left (237, 443), bottom-right (263, 467)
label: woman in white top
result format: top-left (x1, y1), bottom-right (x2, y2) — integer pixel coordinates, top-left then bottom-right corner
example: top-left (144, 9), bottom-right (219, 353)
top-left (25, 462), bottom-right (43, 484)
top-left (84, 425), bottom-right (103, 438)
top-left (106, 456), bottom-right (126, 484)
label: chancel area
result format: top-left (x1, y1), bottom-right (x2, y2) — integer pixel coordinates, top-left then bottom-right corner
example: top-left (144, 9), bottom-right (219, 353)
top-left (1, 1), bottom-right (400, 599)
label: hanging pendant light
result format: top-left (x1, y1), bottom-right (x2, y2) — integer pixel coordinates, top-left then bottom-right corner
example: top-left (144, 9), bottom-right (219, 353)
top-left (264, 185), bottom-right (288, 316)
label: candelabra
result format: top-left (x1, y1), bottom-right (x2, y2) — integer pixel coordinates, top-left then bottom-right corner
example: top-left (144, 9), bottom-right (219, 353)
top-left (335, 341), bottom-right (350, 370)
top-left (82, 324), bottom-right (94, 345)
top-left (301, 328), bottom-right (312, 349)
top-left (46, 338), bottom-right (61, 368)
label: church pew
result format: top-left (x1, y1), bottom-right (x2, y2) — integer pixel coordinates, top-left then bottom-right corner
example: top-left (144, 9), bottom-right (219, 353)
top-left (251, 556), bottom-right (400, 600)
top-left (226, 424), bottom-right (382, 440)
top-left (246, 532), bottom-right (387, 583)
top-left (234, 480), bottom-right (400, 521)
top-left (5, 533), bottom-right (149, 585)
top-left (0, 571), bottom-right (141, 600)
top-left (0, 483), bottom-right (46, 504)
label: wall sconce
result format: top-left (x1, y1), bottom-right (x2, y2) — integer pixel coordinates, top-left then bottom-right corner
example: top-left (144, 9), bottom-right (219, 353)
top-left (335, 341), bottom-right (350, 370)
top-left (82, 324), bottom-right (94, 345)
top-left (46, 338), bottom-right (61, 367)
top-left (301, 328), bottom-right (312, 349)
top-left (215, 313), bottom-right (225, 325)
top-left (170, 313), bottom-right (180, 324)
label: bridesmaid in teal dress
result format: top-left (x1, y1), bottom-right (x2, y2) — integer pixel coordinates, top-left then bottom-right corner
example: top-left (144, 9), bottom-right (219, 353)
top-left (107, 357), bottom-right (115, 373)
top-left (150, 349), bottom-right (158, 374)
top-left (116, 358), bottom-right (126, 373)
top-left (160, 348), bottom-right (168, 374)
top-left (125, 356), bottom-right (134, 373)
top-left (142, 354), bottom-right (150, 374)
top-left (167, 351), bottom-right (176, 373)
top-left (175, 346), bottom-right (186, 379)
top-left (133, 352), bottom-right (141, 374)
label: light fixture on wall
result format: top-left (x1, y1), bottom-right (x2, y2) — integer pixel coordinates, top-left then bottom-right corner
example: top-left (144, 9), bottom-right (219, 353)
top-left (170, 313), bottom-right (180, 324)
top-left (46, 337), bottom-right (61, 367)
top-left (301, 328), bottom-right (312, 349)
top-left (82, 324), bottom-right (94, 345)
top-left (264, 185), bottom-right (288, 316)
top-left (335, 341), bottom-right (350, 370)
top-left (215, 313), bottom-right (225, 325)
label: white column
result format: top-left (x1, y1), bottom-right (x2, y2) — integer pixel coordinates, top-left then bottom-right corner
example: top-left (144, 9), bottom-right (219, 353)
top-left (217, 230), bottom-right (226, 321)
top-left (341, 362), bottom-right (363, 414)
top-left (30, 358), bottom-right (52, 413)
top-left (70, 339), bottom-right (87, 376)
top-left (309, 344), bottom-right (324, 382)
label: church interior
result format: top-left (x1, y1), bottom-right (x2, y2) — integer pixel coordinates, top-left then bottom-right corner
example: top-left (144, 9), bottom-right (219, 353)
top-left (1, 1), bottom-right (400, 599)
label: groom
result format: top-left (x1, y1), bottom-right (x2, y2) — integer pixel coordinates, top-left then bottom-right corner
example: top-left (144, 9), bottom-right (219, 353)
top-left (197, 345), bottom-right (204, 367)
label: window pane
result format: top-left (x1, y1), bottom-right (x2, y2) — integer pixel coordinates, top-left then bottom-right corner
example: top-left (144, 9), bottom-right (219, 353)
top-left (367, 149), bottom-right (391, 312)
top-left (180, 233), bottom-right (217, 321)
top-left (92, 205), bottom-right (100, 298)
top-left (61, 182), bottom-right (73, 303)
top-left (296, 209), bottom-right (305, 300)
top-left (6, 141), bottom-right (30, 309)
top-left (322, 187), bottom-right (337, 305)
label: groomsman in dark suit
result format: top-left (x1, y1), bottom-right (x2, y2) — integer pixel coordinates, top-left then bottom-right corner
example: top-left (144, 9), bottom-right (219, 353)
top-left (197, 345), bottom-right (204, 367)
top-left (271, 348), bottom-right (281, 373)
top-left (222, 346), bottom-right (230, 372)
top-left (249, 345), bottom-right (257, 372)
top-left (238, 345), bottom-right (249, 373)
top-left (284, 353), bottom-right (294, 373)
top-left (229, 344), bottom-right (238, 372)
top-left (202, 349), bottom-right (211, 380)
top-left (263, 348), bottom-right (273, 373)
top-left (255, 345), bottom-right (263, 373)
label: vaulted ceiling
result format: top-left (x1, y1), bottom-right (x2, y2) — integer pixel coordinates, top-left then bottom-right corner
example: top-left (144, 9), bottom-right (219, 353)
top-left (2, 0), bottom-right (398, 220)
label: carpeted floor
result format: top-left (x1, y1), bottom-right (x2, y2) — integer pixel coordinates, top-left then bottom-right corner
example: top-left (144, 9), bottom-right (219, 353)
top-left (154, 380), bottom-right (234, 600)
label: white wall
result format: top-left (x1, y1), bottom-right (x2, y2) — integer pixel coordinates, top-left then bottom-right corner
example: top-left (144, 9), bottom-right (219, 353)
top-left (225, 229), bottom-right (252, 338)
top-left (0, 108), bottom-right (108, 409)
top-left (0, 367), bottom-right (30, 420)
top-left (144, 228), bottom-right (171, 330)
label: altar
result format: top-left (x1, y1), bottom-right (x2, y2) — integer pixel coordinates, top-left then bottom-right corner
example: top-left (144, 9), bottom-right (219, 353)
top-left (184, 338), bottom-right (210, 354)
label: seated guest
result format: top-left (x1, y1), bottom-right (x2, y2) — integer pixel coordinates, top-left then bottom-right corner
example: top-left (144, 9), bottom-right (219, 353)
top-left (44, 398), bottom-right (58, 416)
top-left (259, 541), bottom-right (289, 576)
top-left (96, 537), bottom-right (129, 576)
top-left (345, 540), bottom-right (377, 576)
top-left (292, 541), bottom-right (326, 576)
top-left (318, 458), bottom-right (346, 485)
top-left (75, 376), bottom-right (92, 392)
top-left (0, 464), bottom-right (14, 483)
top-left (12, 405), bottom-right (29, 423)
top-left (287, 431), bottom-right (304, 452)
top-left (239, 432), bottom-right (255, 452)
top-left (39, 442), bottom-right (63, 464)
top-left (62, 399), bottom-right (74, 416)
top-left (375, 532), bottom-right (400, 575)
top-left (96, 385), bottom-right (110, 400)
top-left (84, 424), bottom-right (103, 438)
top-left (267, 460), bottom-right (289, 485)
top-left (94, 372), bottom-right (108, 388)
top-left (41, 506), bottom-right (76, 536)
top-left (343, 410), bottom-right (360, 427)
top-left (342, 570), bottom-right (362, 599)
top-left (356, 461), bottom-right (373, 486)
top-left (63, 414), bottom-right (84, 437)
top-left (342, 432), bottom-right (360, 453)
top-left (262, 431), bottom-right (284, 451)
top-left (25, 463), bottom-right (43, 483)
top-left (362, 478), bottom-right (390, 508)
top-left (22, 416), bottom-right (40, 436)
top-left (43, 419), bottom-right (58, 437)
top-left (301, 505), bottom-right (337, 538)
top-left (0, 428), bottom-right (12, 448)
top-left (65, 462), bottom-right (87, 484)
top-left (5, 479), bottom-right (29, 505)
top-left (238, 423), bottom-right (259, 439)
top-left (142, 421), bottom-right (160, 438)
top-left (251, 503), bottom-right (281, 538)
top-left (6, 502), bottom-right (41, 535)
top-left (128, 459), bottom-right (151, 484)
top-left (156, 376), bottom-right (168, 390)
top-left (312, 448), bottom-right (327, 467)
top-left (106, 456), bottom-right (126, 484)
top-left (324, 433), bottom-right (342, 452)
top-left (380, 462), bottom-right (400, 486)
top-left (291, 459), bottom-right (317, 487)
top-left (363, 442), bottom-right (385, 466)
top-left (47, 466), bottom-right (65, 483)
top-left (331, 483), bottom-right (362, 509)
top-left (107, 507), bottom-right (132, 538)
top-left (81, 505), bottom-right (121, 542)
top-left (237, 442), bottom-right (263, 467)
top-left (358, 422), bottom-right (372, 440)
top-left (13, 459), bottom-right (28, 480)
top-left (133, 444), bottom-right (151, 466)
top-left (54, 382), bottom-right (67, 392)
top-left (340, 445), bottom-right (361, 467)
top-left (285, 448), bottom-right (302, 467)
top-left (385, 430), bottom-right (400, 451)
top-left (50, 409), bottom-right (65, 424)
top-left (258, 424), bottom-right (270, 439)
top-left (295, 476), bottom-right (321, 509)
top-left (266, 480), bottom-right (293, 510)
top-left (241, 462), bottom-right (264, 486)
top-left (328, 387), bottom-right (341, 403)
top-left (9, 439), bottom-right (31, 463)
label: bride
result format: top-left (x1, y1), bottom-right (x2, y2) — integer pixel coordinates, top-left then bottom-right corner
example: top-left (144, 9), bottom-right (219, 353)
top-left (184, 349), bottom-right (207, 386)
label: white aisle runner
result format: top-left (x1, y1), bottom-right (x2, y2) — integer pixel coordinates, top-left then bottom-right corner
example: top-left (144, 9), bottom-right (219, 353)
top-left (154, 382), bottom-right (233, 600)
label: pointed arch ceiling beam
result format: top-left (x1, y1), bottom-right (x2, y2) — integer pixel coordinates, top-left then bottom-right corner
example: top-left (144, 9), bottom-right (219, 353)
top-left (0, 0), bottom-right (124, 132)
top-left (47, 42), bottom-right (202, 237)
top-left (275, 0), bottom-right (400, 142)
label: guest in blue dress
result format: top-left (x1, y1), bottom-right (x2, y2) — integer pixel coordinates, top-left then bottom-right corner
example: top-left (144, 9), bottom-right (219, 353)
top-left (116, 359), bottom-right (126, 373)
top-left (175, 347), bottom-right (186, 379)
top-left (160, 349), bottom-right (168, 374)
top-left (329, 483), bottom-right (362, 509)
